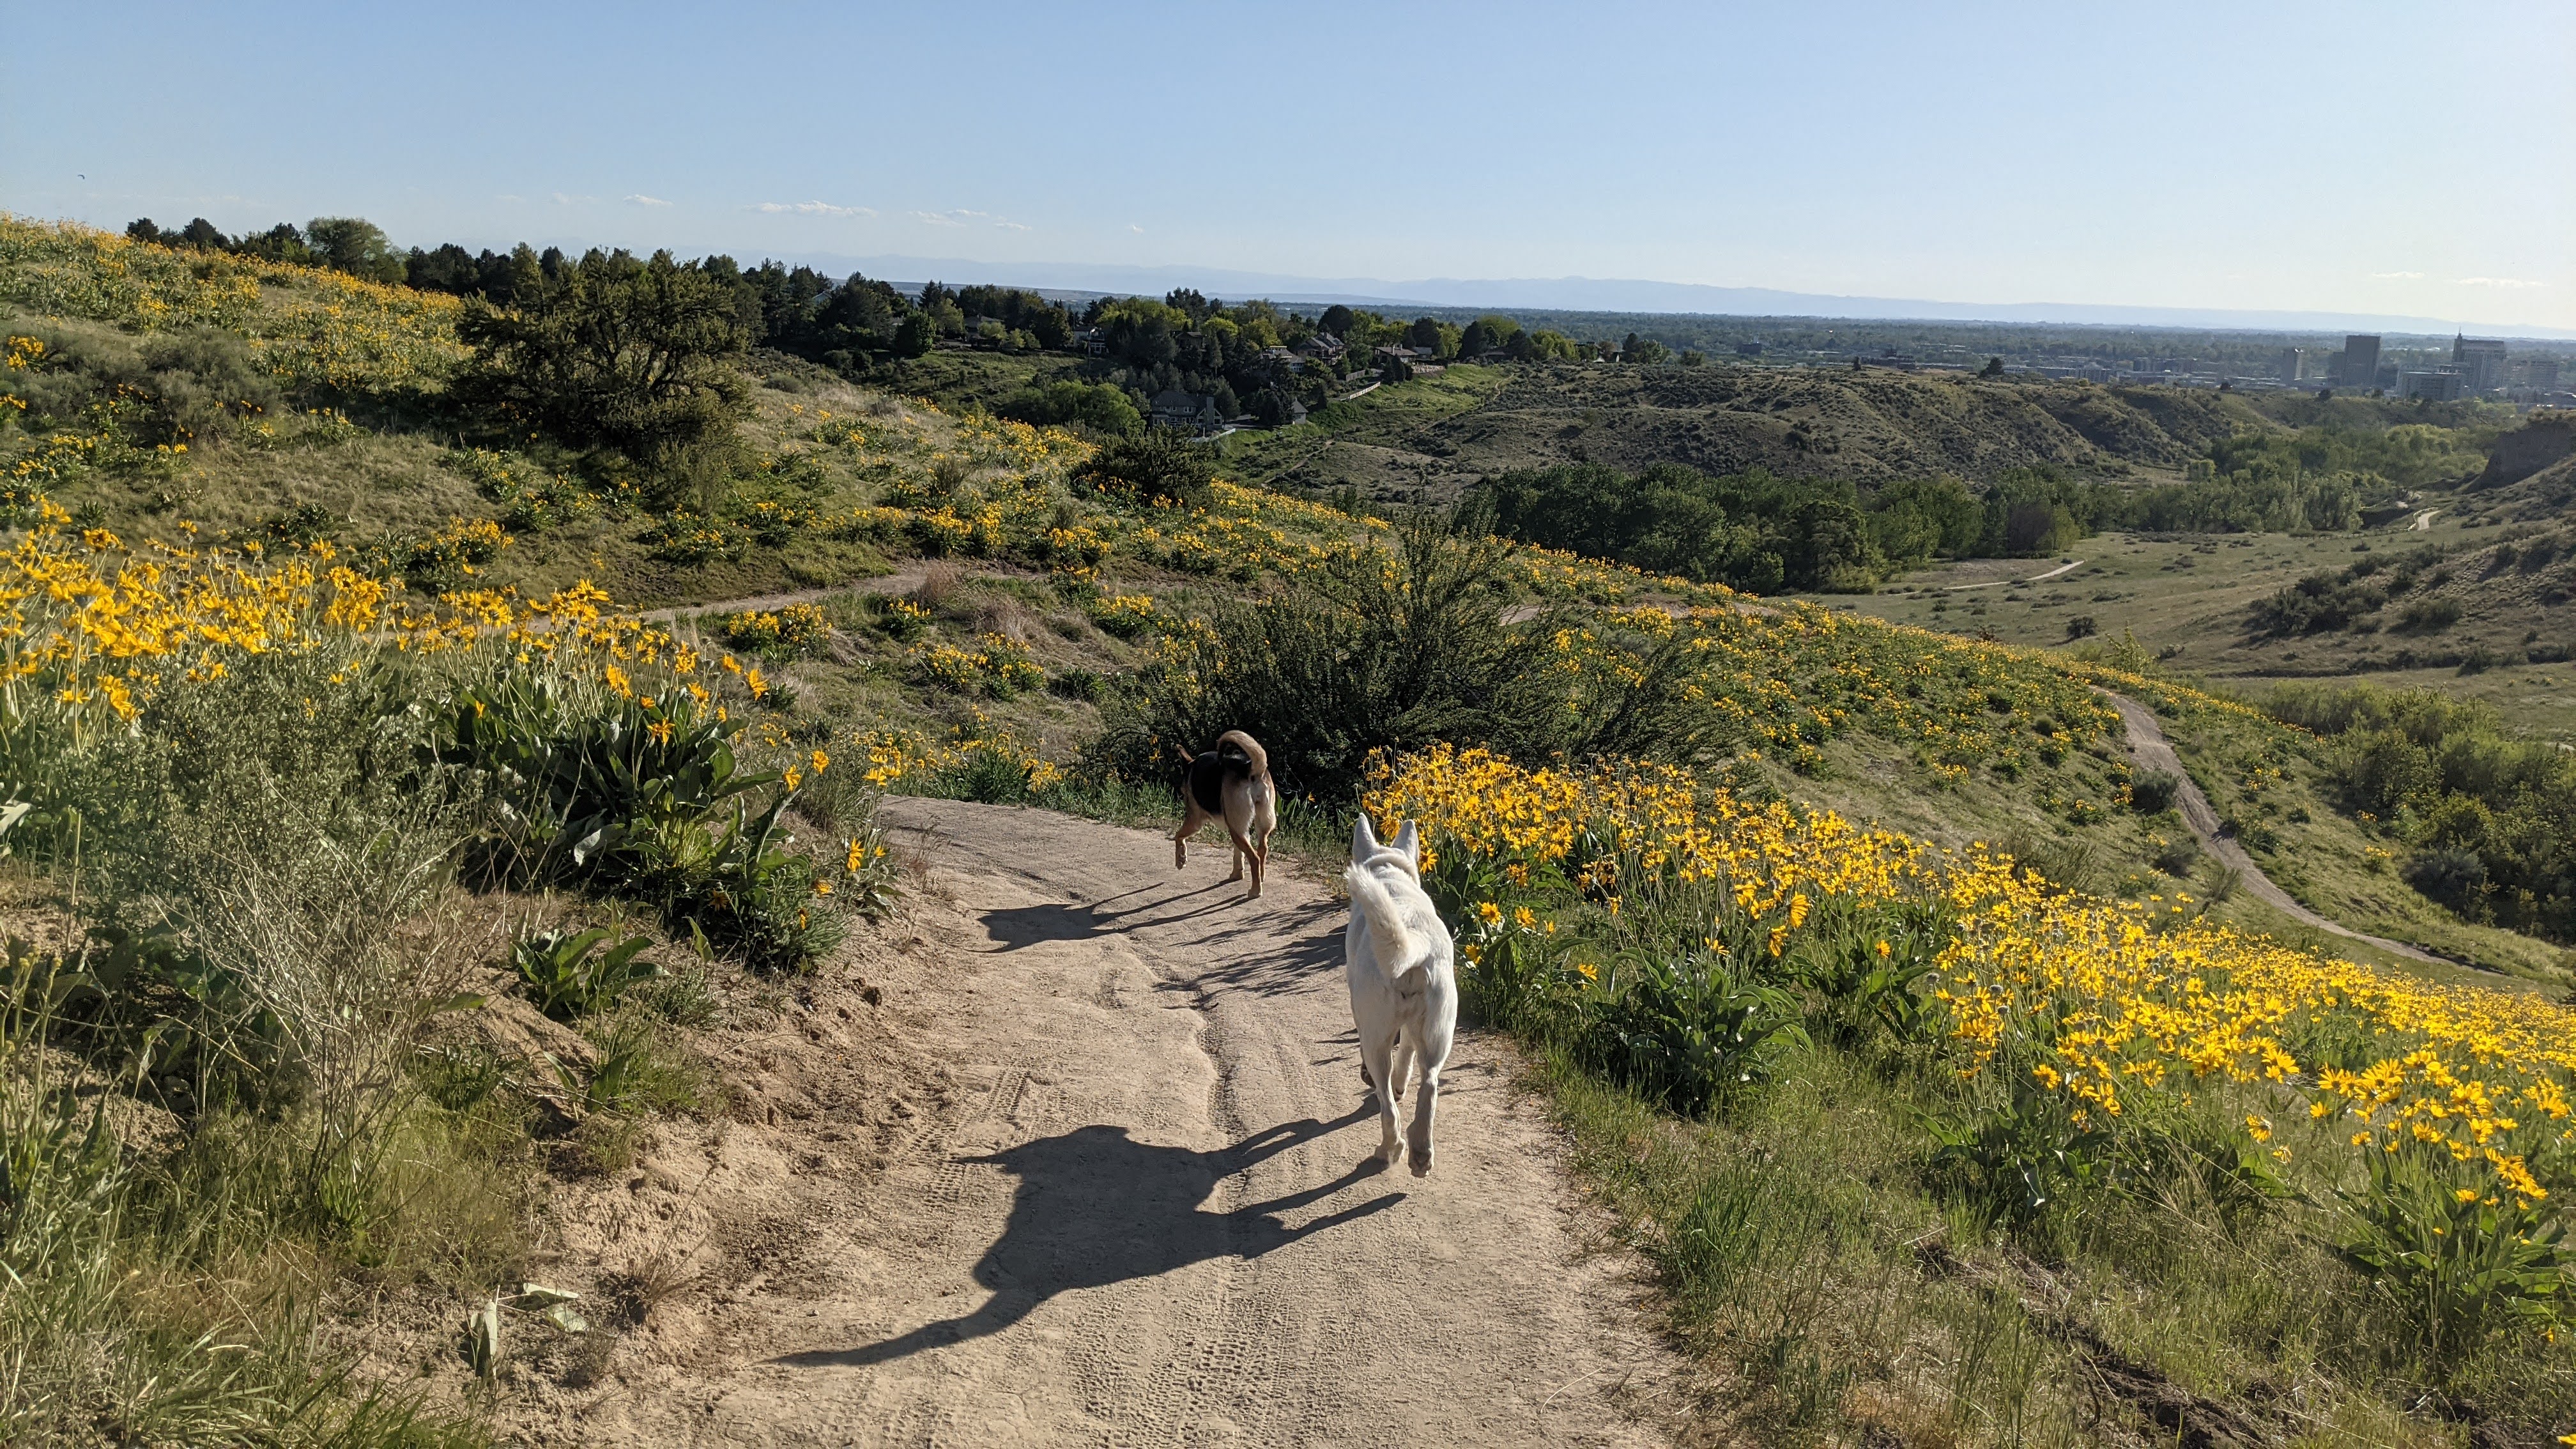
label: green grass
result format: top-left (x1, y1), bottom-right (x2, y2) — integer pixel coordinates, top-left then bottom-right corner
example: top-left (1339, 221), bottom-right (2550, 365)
top-left (1827, 517), bottom-right (2574, 696)
top-left (1531, 1022), bottom-right (2474, 1446)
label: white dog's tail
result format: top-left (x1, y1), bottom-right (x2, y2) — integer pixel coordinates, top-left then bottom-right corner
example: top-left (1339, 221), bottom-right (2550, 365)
top-left (1346, 864), bottom-right (1434, 994)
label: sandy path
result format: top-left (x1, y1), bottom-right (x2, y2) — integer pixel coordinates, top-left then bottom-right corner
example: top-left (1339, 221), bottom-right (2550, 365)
top-left (1942, 558), bottom-right (2084, 591)
top-left (640, 562), bottom-right (1045, 627)
top-left (573, 798), bottom-right (1682, 1448)
top-left (2101, 691), bottom-right (2444, 965)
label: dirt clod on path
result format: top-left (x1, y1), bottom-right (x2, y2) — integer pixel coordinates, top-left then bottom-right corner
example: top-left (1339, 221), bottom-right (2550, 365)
top-left (540, 798), bottom-right (1685, 1447)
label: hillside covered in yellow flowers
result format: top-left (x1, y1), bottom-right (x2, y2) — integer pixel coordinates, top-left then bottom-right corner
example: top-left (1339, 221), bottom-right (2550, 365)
top-left (7, 214), bottom-right (2576, 1445)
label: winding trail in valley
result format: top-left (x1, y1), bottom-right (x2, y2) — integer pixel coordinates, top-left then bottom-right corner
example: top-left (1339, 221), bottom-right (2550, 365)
top-left (2099, 691), bottom-right (2446, 966)
top-left (571, 799), bottom-right (1685, 1448)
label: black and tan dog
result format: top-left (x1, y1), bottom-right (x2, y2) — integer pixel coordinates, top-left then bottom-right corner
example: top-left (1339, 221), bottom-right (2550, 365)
top-left (1172, 730), bottom-right (1278, 898)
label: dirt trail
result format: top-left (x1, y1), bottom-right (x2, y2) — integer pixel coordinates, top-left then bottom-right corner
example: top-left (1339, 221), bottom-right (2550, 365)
top-left (560, 799), bottom-right (1683, 1448)
top-left (2101, 691), bottom-right (2444, 966)
top-left (639, 562), bottom-right (1044, 627)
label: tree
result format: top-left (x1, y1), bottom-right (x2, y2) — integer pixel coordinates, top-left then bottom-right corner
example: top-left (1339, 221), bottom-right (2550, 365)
top-left (1458, 319), bottom-right (1499, 358)
top-left (999, 379), bottom-right (1142, 436)
top-left (1321, 304), bottom-right (1355, 338)
top-left (305, 217), bottom-right (406, 282)
top-left (1680, 349), bottom-right (1706, 367)
top-left (1980, 356), bottom-right (2005, 377)
top-left (892, 312), bottom-right (936, 357)
top-left (1074, 427), bottom-right (1216, 507)
top-left (125, 218), bottom-right (165, 244)
top-left (234, 223), bottom-right (314, 264)
top-left (1406, 317), bottom-right (1443, 353)
top-left (406, 243), bottom-right (481, 293)
top-left (454, 249), bottom-right (752, 473)
top-left (179, 217), bottom-right (231, 250)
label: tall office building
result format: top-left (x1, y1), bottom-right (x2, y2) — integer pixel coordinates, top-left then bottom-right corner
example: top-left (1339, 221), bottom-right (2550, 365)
top-left (2453, 335), bottom-right (2509, 393)
top-left (2278, 348), bottom-right (2308, 382)
top-left (2400, 369), bottom-right (2464, 401)
top-left (2340, 335), bottom-right (2380, 388)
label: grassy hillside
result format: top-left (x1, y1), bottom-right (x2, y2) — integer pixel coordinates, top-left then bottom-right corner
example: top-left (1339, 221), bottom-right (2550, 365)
top-left (905, 349), bottom-right (2286, 503)
top-left (8, 217), bottom-right (2576, 1445)
top-left (5, 215), bottom-right (2561, 975)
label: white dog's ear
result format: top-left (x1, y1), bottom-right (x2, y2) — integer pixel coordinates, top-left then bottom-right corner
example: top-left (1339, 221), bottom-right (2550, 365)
top-left (1393, 820), bottom-right (1421, 873)
top-left (1351, 812), bottom-right (1379, 862)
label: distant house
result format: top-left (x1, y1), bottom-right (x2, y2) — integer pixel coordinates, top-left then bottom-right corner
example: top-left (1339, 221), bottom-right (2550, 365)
top-left (1296, 334), bottom-right (1347, 362)
top-left (1149, 388), bottom-right (1222, 432)
top-left (1374, 344), bottom-right (1422, 363)
top-left (1254, 345), bottom-right (1303, 378)
top-left (1071, 327), bottom-right (1108, 356)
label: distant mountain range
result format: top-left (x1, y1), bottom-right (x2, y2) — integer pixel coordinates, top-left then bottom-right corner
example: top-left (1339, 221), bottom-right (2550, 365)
top-left (785, 252), bottom-right (2576, 341)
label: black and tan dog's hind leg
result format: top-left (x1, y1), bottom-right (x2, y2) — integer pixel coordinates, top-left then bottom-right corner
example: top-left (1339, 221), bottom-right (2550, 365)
top-left (1170, 744), bottom-right (1209, 868)
top-left (1172, 793), bottom-right (1215, 870)
top-left (1222, 775), bottom-right (1279, 897)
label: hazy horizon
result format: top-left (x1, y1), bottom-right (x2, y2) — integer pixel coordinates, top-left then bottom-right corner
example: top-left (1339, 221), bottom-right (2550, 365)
top-left (5, 1), bottom-right (2569, 331)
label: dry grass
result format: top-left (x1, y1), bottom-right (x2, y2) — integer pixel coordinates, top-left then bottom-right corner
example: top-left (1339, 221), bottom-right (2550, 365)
top-left (909, 560), bottom-right (963, 614)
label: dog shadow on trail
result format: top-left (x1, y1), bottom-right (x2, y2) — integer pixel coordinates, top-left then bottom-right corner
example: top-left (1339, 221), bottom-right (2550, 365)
top-left (769, 1112), bottom-right (1399, 1369)
top-left (979, 892), bottom-right (1346, 1000)
top-left (979, 884), bottom-right (1232, 951)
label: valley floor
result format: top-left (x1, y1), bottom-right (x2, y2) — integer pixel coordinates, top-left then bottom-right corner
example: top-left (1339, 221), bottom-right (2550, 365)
top-left (519, 799), bottom-right (1685, 1448)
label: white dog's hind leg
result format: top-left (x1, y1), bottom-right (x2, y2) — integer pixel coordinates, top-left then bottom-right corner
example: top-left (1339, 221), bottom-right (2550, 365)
top-left (1359, 1031), bottom-right (1403, 1167)
top-left (1406, 1059), bottom-right (1443, 1177)
top-left (1387, 1033), bottom-right (1414, 1102)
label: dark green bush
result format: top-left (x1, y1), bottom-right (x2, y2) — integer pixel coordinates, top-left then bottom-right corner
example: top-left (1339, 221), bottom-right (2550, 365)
top-left (454, 249), bottom-right (751, 482)
top-left (1099, 512), bottom-right (1704, 797)
top-left (1071, 427), bottom-right (1215, 509)
top-left (2129, 770), bottom-right (2180, 815)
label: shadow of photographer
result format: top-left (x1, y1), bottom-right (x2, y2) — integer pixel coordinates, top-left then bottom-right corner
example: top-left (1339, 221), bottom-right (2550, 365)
top-left (771, 1111), bottom-right (1396, 1369)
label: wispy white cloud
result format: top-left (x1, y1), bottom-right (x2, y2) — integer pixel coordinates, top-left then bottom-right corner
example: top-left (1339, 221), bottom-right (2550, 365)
top-left (754, 200), bottom-right (873, 217)
top-left (1128, 224), bottom-right (1144, 233)
top-left (2369, 270), bottom-right (2424, 280)
top-left (912, 208), bottom-right (1022, 229)
top-left (624, 194), bottom-right (672, 207)
top-left (2453, 276), bottom-right (2545, 289)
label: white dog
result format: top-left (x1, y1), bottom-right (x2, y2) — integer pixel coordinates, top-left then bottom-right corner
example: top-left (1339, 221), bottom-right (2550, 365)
top-left (1344, 815), bottom-right (1457, 1177)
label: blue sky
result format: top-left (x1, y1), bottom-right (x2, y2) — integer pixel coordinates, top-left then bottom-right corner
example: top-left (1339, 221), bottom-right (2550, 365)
top-left (5, 1), bottom-right (2570, 327)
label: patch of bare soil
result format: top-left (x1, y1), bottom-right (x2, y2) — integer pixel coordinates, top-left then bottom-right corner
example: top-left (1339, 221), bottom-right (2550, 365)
top-left (474, 798), bottom-right (1686, 1447)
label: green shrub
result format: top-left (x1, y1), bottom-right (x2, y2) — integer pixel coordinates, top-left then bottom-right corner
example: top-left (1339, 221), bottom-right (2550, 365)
top-left (435, 674), bottom-right (839, 972)
top-left (1576, 948), bottom-right (1807, 1116)
top-left (2128, 769), bottom-right (2180, 814)
top-left (1071, 427), bottom-right (1214, 508)
top-left (512, 926), bottom-right (657, 1021)
top-left (2339, 1147), bottom-right (2570, 1372)
top-left (1101, 513), bottom-right (1701, 797)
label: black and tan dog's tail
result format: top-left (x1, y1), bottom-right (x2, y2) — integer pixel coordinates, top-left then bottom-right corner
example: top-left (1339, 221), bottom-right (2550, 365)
top-left (1214, 728), bottom-right (1268, 780)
